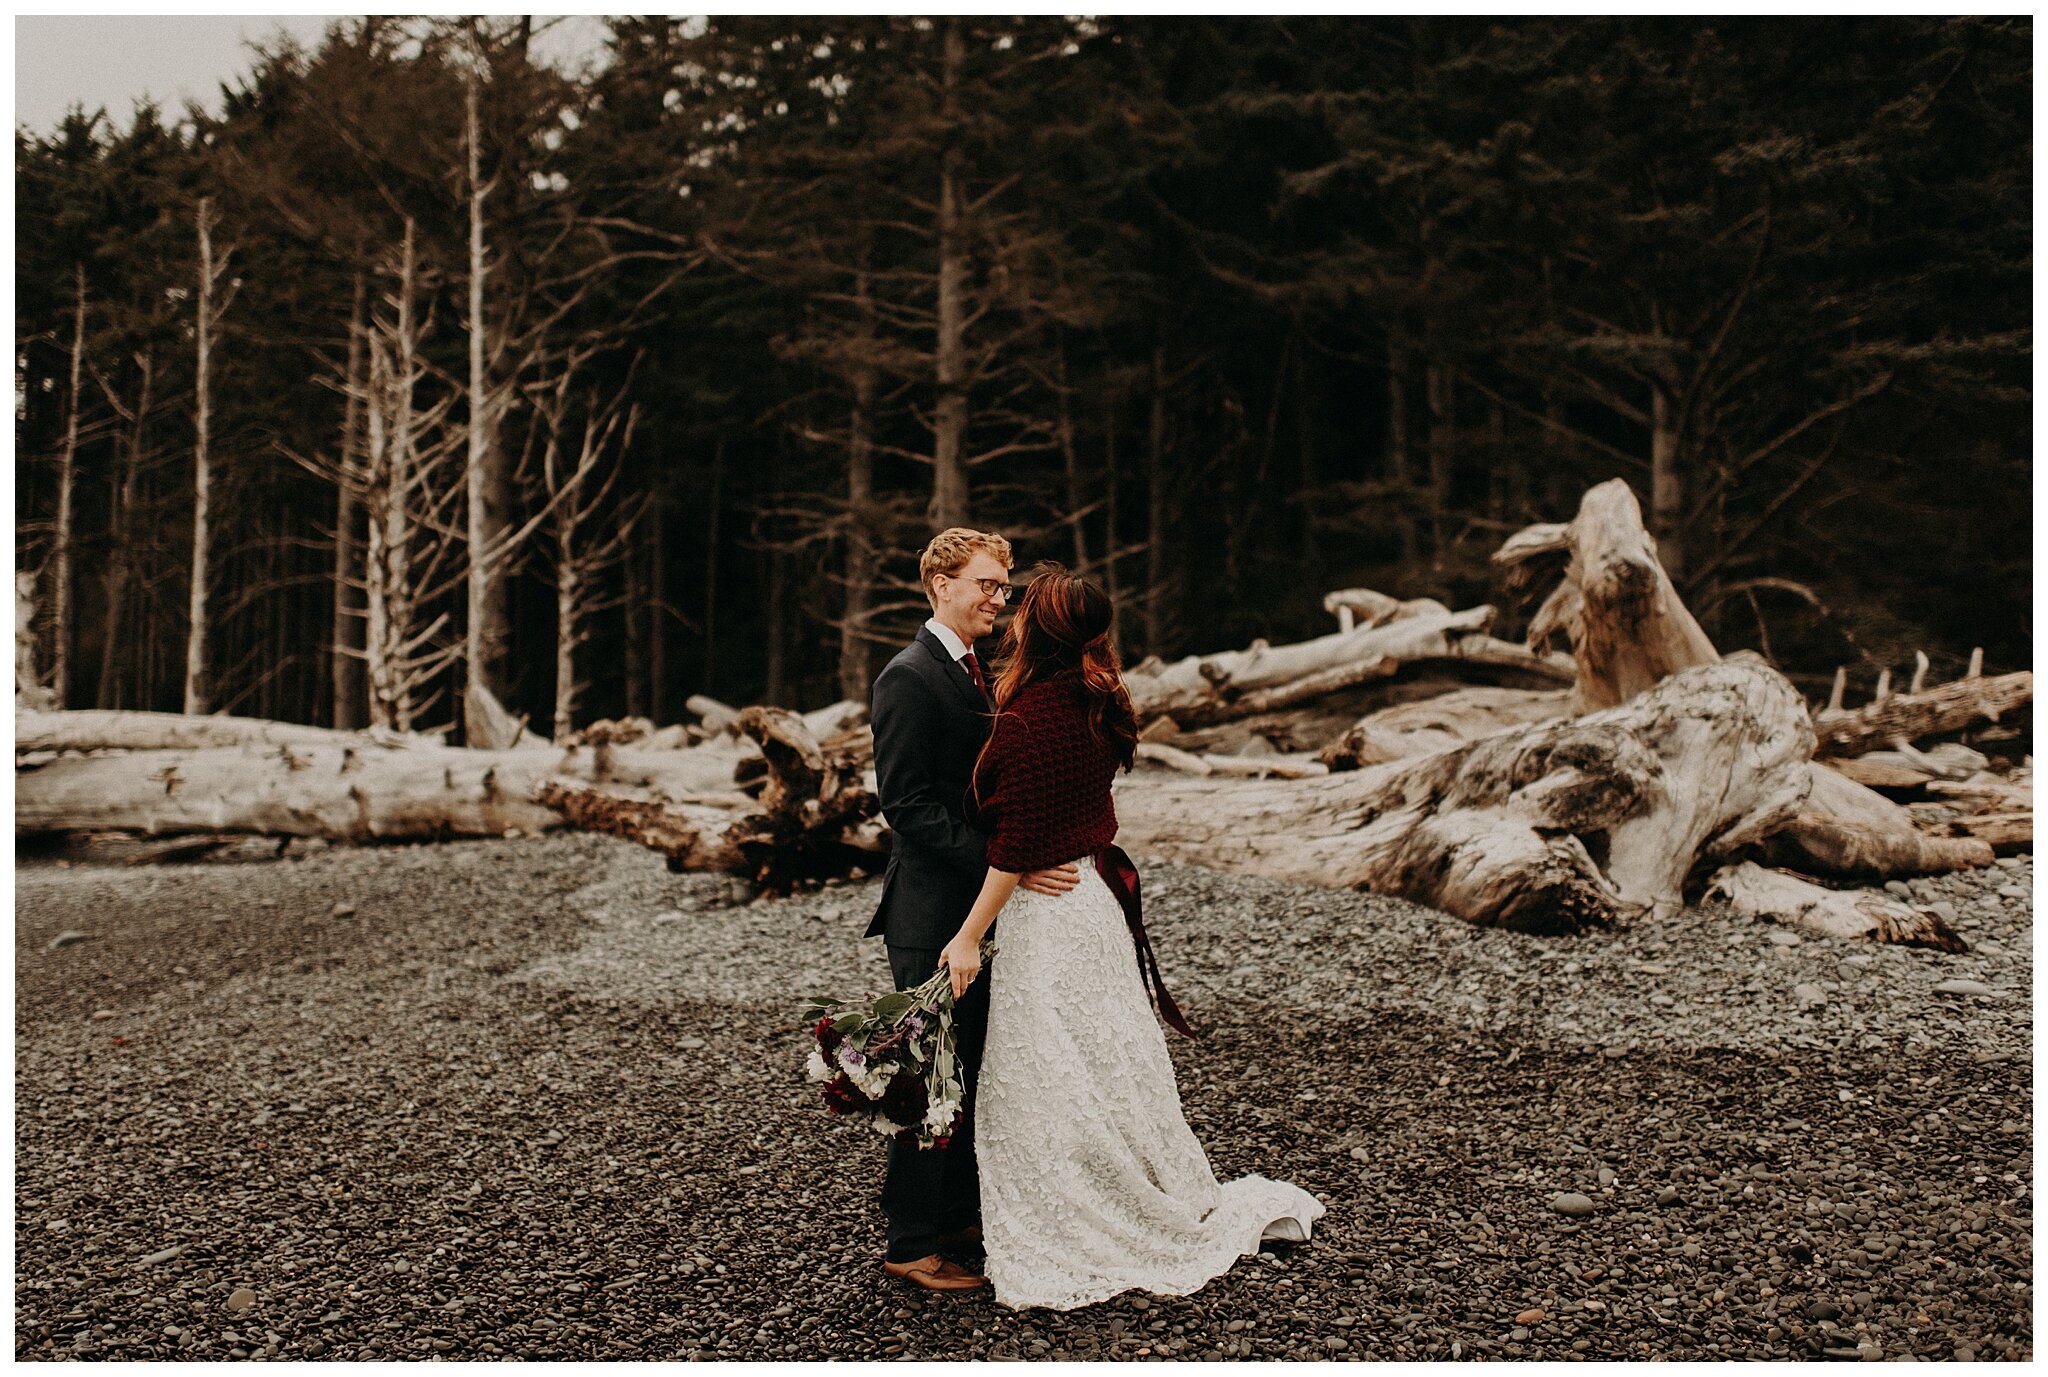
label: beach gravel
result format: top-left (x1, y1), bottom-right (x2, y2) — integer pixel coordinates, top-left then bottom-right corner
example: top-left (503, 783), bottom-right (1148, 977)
top-left (13, 833), bottom-right (2033, 1360)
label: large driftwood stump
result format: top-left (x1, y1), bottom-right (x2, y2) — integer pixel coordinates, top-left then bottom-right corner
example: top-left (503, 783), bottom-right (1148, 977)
top-left (1492, 482), bottom-right (2004, 885)
top-left (1492, 478), bottom-right (1719, 714)
top-left (1114, 654), bottom-right (1814, 933)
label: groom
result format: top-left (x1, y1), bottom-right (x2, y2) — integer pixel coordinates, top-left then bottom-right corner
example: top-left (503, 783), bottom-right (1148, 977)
top-left (866, 528), bottom-right (1078, 1292)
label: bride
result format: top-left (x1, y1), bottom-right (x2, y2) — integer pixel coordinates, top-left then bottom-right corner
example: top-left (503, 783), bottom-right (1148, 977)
top-left (938, 560), bottom-right (1323, 1312)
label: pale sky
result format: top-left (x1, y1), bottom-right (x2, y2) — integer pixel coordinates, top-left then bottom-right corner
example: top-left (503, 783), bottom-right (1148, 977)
top-left (14, 14), bottom-right (614, 136)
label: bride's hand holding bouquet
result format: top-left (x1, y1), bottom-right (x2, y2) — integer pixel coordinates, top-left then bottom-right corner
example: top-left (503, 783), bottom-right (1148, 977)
top-left (798, 935), bottom-right (997, 1150)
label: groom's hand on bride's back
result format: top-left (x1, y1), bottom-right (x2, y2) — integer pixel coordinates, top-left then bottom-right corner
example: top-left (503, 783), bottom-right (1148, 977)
top-left (1018, 863), bottom-right (1080, 897)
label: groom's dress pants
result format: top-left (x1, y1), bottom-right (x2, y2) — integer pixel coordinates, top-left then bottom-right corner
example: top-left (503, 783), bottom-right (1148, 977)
top-left (879, 943), bottom-right (990, 1263)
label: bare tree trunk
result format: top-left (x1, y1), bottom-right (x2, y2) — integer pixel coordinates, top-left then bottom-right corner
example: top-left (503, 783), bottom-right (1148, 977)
top-left (1425, 360), bottom-right (1455, 575)
top-left (1386, 340), bottom-right (1420, 569)
top-left (463, 70), bottom-right (505, 741)
top-left (1295, 336), bottom-right (1320, 567)
top-left (1650, 383), bottom-right (1683, 581)
top-left (185, 197), bottom-right (233, 715)
top-left (763, 545), bottom-right (786, 707)
top-left (647, 494), bottom-right (666, 723)
top-left (1102, 390), bottom-right (1121, 615)
top-left (363, 332), bottom-right (397, 730)
top-left (928, 16), bottom-right (970, 531)
top-left (1144, 337), bottom-right (1168, 657)
top-left (1484, 400), bottom-right (1507, 521)
top-left (554, 523), bottom-right (580, 739)
top-left (96, 351), bottom-right (152, 710)
top-left (51, 263), bottom-right (86, 707)
top-left (333, 271), bottom-right (367, 728)
top-left (1055, 333), bottom-right (1088, 573)
top-left (839, 347), bottom-right (878, 703)
top-left (703, 438), bottom-right (723, 697)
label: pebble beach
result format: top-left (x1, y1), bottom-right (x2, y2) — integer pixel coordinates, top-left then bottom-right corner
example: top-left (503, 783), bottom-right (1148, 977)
top-left (13, 831), bottom-right (2033, 1360)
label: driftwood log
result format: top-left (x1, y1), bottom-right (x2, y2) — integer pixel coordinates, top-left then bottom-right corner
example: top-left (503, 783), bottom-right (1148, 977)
top-left (1122, 603), bottom-right (1571, 729)
top-left (1812, 669), bottom-right (2033, 757)
top-left (15, 704), bottom-right (873, 890)
top-left (17, 475), bottom-right (2022, 945)
top-left (1705, 863), bottom-right (1965, 950)
top-left (1115, 654), bottom-right (1815, 934)
top-left (1318, 686), bottom-right (1573, 769)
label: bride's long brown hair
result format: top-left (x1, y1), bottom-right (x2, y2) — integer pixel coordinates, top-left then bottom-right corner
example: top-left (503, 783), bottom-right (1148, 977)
top-left (972, 561), bottom-right (1138, 806)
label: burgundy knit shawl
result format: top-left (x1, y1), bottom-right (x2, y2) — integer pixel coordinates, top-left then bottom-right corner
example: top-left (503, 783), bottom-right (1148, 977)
top-left (970, 673), bottom-right (1121, 874)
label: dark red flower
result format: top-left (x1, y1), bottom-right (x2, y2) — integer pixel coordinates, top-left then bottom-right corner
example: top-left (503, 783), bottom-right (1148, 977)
top-left (931, 1135), bottom-right (951, 1150)
top-left (814, 1016), bottom-right (843, 1058)
top-left (821, 1073), bottom-right (871, 1116)
top-left (877, 1072), bottom-right (929, 1129)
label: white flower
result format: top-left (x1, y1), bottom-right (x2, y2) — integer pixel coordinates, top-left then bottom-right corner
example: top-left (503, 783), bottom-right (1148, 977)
top-left (870, 1115), bottom-right (902, 1137)
top-left (805, 1049), bottom-right (833, 1082)
top-left (924, 1098), bottom-right (961, 1132)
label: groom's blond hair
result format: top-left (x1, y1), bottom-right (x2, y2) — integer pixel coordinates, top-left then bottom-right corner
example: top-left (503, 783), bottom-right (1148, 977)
top-left (919, 528), bottom-right (1013, 610)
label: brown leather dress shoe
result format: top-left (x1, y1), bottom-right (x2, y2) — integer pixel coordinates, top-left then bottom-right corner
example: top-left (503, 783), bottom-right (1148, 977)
top-left (932, 1223), bottom-right (983, 1251)
top-left (882, 1253), bottom-right (988, 1292)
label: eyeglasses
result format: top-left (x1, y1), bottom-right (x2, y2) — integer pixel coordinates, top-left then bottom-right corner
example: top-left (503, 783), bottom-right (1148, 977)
top-left (943, 574), bottom-right (1016, 602)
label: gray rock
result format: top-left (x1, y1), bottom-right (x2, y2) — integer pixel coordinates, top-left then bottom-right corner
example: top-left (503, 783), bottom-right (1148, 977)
top-left (1933, 979), bottom-right (1994, 997)
top-left (1794, 983), bottom-right (1827, 1008)
top-left (1551, 1192), bottom-right (1596, 1216)
top-left (46, 930), bottom-right (92, 950)
top-left (1767, 929), bottom-right (1802, 947)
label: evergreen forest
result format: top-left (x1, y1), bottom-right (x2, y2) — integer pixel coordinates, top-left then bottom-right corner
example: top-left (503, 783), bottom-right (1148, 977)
top-left (13, 16), bottom-right (2032, 738)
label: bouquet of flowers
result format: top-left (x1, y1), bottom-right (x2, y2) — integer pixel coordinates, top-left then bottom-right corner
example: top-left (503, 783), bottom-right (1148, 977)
top-left (800, 937), bottom-right (996, 1150)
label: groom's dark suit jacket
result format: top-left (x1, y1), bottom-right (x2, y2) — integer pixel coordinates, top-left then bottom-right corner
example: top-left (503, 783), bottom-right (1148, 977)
top-left (865, 625), bottom-right (996, 949)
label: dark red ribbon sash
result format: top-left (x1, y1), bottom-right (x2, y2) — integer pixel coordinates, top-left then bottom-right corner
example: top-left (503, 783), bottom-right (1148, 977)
top-left (1093, 845), bottom-right (1198, 1039)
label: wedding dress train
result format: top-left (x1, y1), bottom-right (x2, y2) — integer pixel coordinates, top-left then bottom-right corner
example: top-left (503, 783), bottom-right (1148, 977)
top-left (975, 856), bottom-right (1325, 1311)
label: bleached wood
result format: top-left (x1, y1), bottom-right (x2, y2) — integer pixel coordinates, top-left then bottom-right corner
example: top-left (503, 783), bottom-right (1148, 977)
top-left (1760, 811), bottom-right (1993, 880)
top-left (16, 709), bottom-right (362, 753)
top-left (1112, 655), bottom-right (1813, 932)
top-left (15, 742), bottom-right (564, 840)
top-left (1810, 669), bottom-right (2032, 757)
top-left (1136, 741), bottom-right (1211, 775)
top-left (1320, 686), bottom-right (1573, 768)
top-left (465, 680), bottom-right (546, 751)
top-left (688, 695), bottom-right (740, 734)
top-left (1494, 479), bottom-right (1719, 713)
top-left (1122, 604), bottom-right (1571, 728)
top-left (1705, 862), bottom-right (1965, 950)
top-left (1944, 811), bottom-right (2030, 849)
top-left (1320, 588), bottom-right (1452, 629)
top-left (16, 574), bottom-right (56, 710)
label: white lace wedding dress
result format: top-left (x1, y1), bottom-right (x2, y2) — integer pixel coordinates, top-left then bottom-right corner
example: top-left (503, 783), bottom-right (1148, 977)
top-left (975, 856), bottom-right (1325, 1311)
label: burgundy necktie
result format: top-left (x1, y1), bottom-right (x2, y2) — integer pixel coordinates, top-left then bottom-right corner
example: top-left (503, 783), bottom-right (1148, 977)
top-left (961, 651), bottom-right (989, 700)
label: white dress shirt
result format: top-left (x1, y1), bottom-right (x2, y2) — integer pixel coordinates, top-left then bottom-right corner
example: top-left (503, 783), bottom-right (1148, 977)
top-left (924, 616), bottom-right (973, 663)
